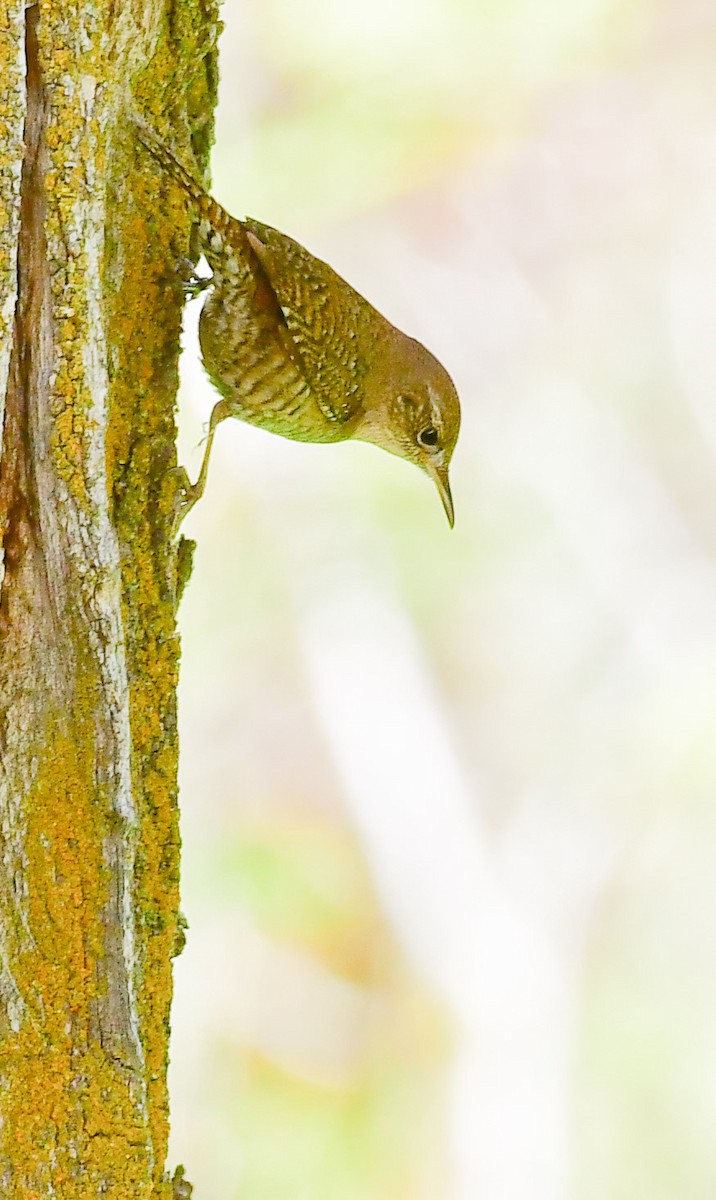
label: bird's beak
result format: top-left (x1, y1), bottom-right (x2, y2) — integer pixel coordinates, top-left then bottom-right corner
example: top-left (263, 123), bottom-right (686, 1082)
top-left (426, 461), bottom-right (454, 528)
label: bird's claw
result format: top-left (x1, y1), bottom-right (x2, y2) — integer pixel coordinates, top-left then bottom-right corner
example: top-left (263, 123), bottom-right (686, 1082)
top-left (167, 465), bottom-right (200, 538)
top-left (175, 256), bottom-right (212, 300)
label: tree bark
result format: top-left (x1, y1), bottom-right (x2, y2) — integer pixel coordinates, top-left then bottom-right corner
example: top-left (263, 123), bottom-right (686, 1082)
top-left (0, 0), bottom-right (218, 1193)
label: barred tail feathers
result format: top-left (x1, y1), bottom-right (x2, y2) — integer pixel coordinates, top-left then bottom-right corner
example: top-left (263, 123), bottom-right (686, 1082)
top-left (133, 115), bottom-right (242, 265)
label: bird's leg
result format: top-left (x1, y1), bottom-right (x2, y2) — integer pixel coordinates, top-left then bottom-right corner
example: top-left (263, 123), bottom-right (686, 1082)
top-left (170, 399), bottom-right (231, 536)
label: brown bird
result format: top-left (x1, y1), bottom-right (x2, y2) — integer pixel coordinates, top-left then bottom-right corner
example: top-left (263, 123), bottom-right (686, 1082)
top-left (135, 119), bottom-right (461, 529)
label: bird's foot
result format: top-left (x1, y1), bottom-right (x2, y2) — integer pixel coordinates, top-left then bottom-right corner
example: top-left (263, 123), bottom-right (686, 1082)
top-left (175, 256), bottom-right (212, 300)
top-left (167, 465), bottom-right (201, 538)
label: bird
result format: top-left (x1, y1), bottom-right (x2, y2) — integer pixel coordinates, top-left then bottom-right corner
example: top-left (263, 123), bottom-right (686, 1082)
top-left (134, 118), bottom-right (461, 529)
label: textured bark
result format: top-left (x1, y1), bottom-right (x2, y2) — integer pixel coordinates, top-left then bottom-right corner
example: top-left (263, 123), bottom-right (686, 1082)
top-left (0, 0), bottom-right (219, 1194)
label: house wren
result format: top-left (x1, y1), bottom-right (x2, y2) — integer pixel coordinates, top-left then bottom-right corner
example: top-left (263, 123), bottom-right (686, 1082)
top-left (135, 120), bottom-right (461, 528)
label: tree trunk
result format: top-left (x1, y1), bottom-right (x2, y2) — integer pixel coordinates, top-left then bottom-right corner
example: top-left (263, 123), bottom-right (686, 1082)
top-left (0, 1), bottom-right (218, 1193)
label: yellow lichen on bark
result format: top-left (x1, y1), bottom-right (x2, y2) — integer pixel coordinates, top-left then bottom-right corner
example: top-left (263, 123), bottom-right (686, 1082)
top-left (0, 0), bottom-right (220, 1193)
top-left (0, 721), bottom-right (152, 1195)
top-left (103, 132), bottom-right (193, 1177)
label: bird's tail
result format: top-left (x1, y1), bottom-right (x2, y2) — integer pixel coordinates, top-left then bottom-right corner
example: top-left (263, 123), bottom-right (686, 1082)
top-left (132, 114), bottom-right (239, 254)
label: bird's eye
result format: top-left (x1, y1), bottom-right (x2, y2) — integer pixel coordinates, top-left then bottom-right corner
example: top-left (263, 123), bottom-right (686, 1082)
top-left (418, 425), bottom-right (439, 448)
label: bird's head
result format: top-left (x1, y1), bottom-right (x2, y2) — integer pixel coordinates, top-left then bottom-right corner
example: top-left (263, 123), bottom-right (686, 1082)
top-left (355, 332), bottom-right (461, 527)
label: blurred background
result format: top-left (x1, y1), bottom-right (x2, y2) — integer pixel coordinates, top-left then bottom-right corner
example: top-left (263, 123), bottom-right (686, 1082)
top-left (168, 1), bottom-right (716, 1197)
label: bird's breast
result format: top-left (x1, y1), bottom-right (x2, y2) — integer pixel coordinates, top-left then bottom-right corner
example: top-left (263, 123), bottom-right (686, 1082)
top-left (198, 288), bottom-right (351, 444)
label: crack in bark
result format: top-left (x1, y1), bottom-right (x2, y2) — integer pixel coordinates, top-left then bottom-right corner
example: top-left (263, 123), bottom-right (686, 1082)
top-left (0, 3), bottom-right (59, 653)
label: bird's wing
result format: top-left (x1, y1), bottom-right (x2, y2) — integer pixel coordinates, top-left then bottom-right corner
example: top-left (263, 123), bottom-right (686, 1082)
top-left (242, 217), bottom-right (368, 425)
